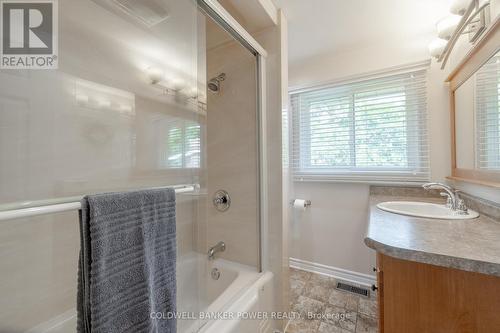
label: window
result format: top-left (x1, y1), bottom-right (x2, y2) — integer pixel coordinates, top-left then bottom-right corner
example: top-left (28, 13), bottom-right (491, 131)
top-left (162, 119), bottom-right (201, 169)
top-left (290, 69), bottom-right (429, 182)
top-left (475, 54), bottom-right (500, 170)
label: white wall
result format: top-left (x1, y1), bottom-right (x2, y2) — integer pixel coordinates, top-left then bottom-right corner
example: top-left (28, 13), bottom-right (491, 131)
top-left (288, 6), bottom-right (500, 278)
top-left (290, 183), bottom-right (373, 275)
top-left (288, 32), bottom-right (454, 277)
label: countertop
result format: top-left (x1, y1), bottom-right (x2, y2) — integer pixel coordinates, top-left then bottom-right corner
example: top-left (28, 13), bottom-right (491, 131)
top-left (365, 193), bottom-right (500, 277)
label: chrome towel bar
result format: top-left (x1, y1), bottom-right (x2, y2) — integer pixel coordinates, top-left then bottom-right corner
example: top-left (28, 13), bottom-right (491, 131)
top-left (0, 184), bottom-right (198, 222)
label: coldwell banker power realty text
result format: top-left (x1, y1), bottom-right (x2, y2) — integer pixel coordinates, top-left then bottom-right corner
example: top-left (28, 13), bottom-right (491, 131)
top-left (1, 0), bottom-right (58, 69)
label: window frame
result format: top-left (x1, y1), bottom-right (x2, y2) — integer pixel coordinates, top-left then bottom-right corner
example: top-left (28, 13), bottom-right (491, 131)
top-left (290, 66), bottom-right (430, 183)
top-left (162, 118), bottom-right (202, 170)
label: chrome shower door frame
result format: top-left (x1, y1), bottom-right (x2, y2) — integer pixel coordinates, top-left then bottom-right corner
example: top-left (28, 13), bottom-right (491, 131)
top-left (197, 0), bottom-right (268, 273)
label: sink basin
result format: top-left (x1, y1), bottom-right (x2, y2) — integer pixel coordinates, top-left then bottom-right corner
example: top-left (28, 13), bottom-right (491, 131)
top-left (377, 201), bottom-right (479, 220)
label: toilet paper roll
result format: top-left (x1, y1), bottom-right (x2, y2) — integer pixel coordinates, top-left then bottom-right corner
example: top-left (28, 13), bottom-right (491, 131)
top-left (293, 199), bottom-right (307, 211)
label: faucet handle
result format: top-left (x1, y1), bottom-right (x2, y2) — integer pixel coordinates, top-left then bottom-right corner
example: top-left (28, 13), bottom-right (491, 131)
top-left (456, 198), bottom-right (468, 215)
top-left (440, 192), bottom-right (453, 208)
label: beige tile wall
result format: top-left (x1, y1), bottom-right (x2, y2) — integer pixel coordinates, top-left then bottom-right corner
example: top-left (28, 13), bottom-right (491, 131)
top-left (205, 28), bottom-right (260, 268)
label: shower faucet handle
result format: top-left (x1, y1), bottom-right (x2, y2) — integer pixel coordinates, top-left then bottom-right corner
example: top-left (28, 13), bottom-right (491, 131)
top-left (213, 190), bottom-right (231, 212)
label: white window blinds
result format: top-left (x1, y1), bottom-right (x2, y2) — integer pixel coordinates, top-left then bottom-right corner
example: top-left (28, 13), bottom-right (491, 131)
top-left (290, 70), bottom-right (429, 182)
top-left (160, 119), bottom-right (201, 169)
top-left (475, 54), bottom-right (500, 170)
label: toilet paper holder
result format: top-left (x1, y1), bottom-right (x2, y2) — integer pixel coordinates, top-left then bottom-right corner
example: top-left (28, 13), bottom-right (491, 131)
top-left (290, 199), bottom-right (312, 207)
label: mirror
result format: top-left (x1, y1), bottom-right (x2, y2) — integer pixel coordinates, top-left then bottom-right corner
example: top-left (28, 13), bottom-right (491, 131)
top-left (454, 50), bottom-right (500, 172)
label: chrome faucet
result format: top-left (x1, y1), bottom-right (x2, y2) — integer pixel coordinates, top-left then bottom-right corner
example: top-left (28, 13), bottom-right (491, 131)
top-left (208, 241), bottom-right (226, 260)
top-left (422, 182), bottom-right (468, 214)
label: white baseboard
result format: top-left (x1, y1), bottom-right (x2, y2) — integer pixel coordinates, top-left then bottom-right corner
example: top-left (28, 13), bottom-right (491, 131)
top-left (289, 257), bottom-right (376, 287)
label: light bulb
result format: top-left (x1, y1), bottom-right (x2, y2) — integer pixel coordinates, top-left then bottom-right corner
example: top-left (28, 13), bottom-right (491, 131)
top-left (170, 78), bottom-right (185, 91)
top-left (437, 15), bottom-right (462, 40)
top-left (428, 38), bottom-right (448, 59)
top-left (97, 99), bottom-right (111, 109)
top-left (146, 66), bottom-right (164, 84)
top-left (450, 0), bottom-right (472, 15)
top-left (187, 87), bottom-right (198, 99)
top-left (76, 94), bottom-right (89, 104)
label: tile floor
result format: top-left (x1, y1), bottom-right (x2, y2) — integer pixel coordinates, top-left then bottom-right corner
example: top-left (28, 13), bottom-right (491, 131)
top-left (286, 268), bottom-right (378, 333)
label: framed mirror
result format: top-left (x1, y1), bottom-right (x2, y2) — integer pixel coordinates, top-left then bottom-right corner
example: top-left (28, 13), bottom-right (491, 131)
top-left (448, 21), bottom-right (500, 187)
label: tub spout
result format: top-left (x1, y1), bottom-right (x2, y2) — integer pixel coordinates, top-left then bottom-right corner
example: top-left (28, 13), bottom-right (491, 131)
top-left (208, 241), bottom-right (226, 260)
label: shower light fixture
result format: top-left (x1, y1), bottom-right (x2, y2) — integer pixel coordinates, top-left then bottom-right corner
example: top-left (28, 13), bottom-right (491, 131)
top-left (428, 38), bottom-right (448, 59)
top-left (437, 15), bottom-right (462, 40)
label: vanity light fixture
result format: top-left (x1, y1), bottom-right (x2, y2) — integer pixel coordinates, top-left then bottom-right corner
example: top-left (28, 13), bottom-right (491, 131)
top-left (186, 87), bottom-right (199, 99)
top-left (97, 99), bottom-right (112, 109)
top-left (429, 0), bottom-right (491, 69)
top-left (437, 15), bottom-right (462, 40)
top-left (168, 77), bottom-right (185, 91)
top-left (428, 38), bottom-right (448, 58)
top-left (146, 66), bottom-right (164, 84)
top-left (450, 0), bottom-right (472, 15)
top-left (76, 94), bottom-right (89, 104)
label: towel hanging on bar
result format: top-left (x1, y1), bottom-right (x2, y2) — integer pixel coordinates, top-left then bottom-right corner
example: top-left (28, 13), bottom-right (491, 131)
top-left (77, 188), bottom-right (177, 333)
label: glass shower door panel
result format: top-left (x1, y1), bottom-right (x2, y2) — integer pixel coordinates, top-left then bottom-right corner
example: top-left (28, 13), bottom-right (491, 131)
top-left (0, 0), bottom-right (204, 331)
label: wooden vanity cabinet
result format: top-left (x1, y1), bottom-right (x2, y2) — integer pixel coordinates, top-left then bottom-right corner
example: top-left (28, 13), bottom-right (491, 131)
top-left (376, 253), bottom-right (500, 333)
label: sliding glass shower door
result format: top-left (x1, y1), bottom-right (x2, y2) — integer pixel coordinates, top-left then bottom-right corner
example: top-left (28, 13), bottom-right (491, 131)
top-left (0, 0), bottom-right (203, 331)
top-left (0, 0), bottom-right (263, 332)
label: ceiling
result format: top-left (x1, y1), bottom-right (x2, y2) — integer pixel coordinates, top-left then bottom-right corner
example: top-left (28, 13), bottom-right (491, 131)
top-left (218, 0), bottom-right (277, 33)
top-left (272, 0), bottom-right (455, 66)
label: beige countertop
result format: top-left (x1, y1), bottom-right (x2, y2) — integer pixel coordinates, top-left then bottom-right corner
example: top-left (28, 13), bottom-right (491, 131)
top-left (365, 192), bottom-right (500, 277)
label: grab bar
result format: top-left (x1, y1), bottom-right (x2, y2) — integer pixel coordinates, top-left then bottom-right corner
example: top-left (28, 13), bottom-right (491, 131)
top-left (0, 184), bottom-right (199, 222)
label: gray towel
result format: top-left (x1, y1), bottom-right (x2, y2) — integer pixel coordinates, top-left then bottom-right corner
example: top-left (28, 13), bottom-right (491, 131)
top-left (77, 189), bottom-right (176, 333)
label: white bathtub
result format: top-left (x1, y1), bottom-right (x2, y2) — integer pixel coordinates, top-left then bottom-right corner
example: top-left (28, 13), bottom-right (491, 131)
top-left (30, 253), bottom-right (275, 333)
top-left (178, 253), bottom-right (275, 333)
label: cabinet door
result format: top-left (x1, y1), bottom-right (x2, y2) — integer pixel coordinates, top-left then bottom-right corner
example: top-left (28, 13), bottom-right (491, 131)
top-left (379, 253), bottom-right (500, 333)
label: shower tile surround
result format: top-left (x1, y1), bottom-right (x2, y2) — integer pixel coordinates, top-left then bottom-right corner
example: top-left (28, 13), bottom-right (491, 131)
top-left (205, 20), bottom-right (260, 267)
top-left (288, 268), bottom-right (378, 333)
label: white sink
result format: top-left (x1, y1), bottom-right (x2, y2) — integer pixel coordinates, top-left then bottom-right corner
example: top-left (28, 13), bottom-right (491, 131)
top-left (377, 201), bottom-right (479, 220)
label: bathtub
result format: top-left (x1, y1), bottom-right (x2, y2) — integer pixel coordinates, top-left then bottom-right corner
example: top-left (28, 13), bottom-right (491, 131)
top-left (30, 253), bottom-right (275, 333)
top-left (178, 253), bottom-right (275, 333)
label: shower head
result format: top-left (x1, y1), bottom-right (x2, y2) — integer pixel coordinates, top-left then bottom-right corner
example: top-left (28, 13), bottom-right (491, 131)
top-left (208, 73), bottom-right (226, 93)
top-left (208, 81), bottom-right (219, 93)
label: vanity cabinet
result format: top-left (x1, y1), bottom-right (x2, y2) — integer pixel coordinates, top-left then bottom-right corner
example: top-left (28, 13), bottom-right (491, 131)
top-left (375, 253), bottom-right (500, 333)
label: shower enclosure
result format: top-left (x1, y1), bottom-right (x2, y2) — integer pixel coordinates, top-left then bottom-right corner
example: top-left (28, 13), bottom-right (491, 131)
top-left (0, 0), bottom-right (270, 332)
